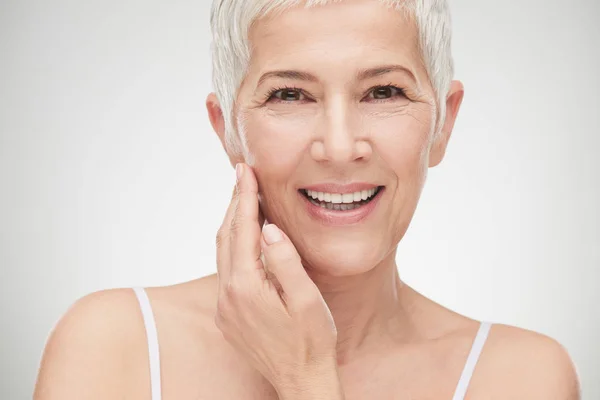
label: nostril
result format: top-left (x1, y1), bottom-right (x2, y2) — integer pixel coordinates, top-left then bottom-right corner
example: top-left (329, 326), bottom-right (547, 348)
top-left (309, 141), bottom-right (327, 161)
top-left (354, 140), bottom-right (372, 160)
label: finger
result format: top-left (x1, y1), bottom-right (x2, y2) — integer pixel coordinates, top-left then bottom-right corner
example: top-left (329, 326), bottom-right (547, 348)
top-left (216, 185), bottom-right (238, 290)
top-left (259, 234), bottom-right (282, 293)
top-left (258, 201), bottom-right (266, 228)
top-left (260, 224), bottom-right (319, 309)
top-left (256, 179), bottom-right (267, 228)
top-left (229, 163), bottom-right (263, 278)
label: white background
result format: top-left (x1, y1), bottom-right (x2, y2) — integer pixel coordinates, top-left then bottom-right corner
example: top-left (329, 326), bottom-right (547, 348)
top-left (1, 0), bottom-right (599, 398)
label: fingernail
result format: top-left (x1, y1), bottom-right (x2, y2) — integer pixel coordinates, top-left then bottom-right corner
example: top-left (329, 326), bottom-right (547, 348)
top-left (235, 163), bottom-right (243, 182)
top-left (262, 224), bottom-right (283, 245)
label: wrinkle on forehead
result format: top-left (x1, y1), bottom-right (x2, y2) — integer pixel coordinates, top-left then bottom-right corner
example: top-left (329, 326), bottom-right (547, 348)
top-left (244, 0), bottom-right (427, 92)
top-left (248, 0), bottom-right (421, 63)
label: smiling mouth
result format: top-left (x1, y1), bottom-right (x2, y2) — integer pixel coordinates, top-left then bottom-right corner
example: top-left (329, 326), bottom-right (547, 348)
top-left (299, 186), bottom-right (384, 211)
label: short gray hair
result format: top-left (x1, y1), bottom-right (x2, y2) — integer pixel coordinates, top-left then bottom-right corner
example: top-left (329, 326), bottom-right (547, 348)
top-left (209, 0), bottom-right (454, 156)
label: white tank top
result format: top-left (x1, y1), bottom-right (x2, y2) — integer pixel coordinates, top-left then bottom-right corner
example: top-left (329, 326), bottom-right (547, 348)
top-left (133, 287), bottom-right (492, 400)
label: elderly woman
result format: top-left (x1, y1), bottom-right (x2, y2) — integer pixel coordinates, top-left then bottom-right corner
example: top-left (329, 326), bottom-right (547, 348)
top-left (35, 0), bottom-right (580, 399)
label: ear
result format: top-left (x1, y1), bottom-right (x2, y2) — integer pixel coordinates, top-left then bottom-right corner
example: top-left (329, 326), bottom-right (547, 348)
top-left (428, 80), bottom-right (464, 168)
top-left (206, 92), bottom-right (243, 167)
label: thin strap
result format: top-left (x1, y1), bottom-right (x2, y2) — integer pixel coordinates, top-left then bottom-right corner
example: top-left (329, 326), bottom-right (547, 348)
top-left (451, 321), bottom-right (492, 400)
top-left (132, 287), bottom-right (162, 400)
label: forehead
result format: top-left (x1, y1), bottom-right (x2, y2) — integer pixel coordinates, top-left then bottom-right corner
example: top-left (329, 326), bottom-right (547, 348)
top-left (247, 0), bottom-right (422, 78)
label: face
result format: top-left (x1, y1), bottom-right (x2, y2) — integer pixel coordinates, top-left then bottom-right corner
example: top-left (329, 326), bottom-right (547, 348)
top-left (207, 0), bottom-right (463, 277)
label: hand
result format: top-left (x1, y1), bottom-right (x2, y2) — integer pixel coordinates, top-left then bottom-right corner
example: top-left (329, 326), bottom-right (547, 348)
top-left (214, 163), bottom-right (340, 395)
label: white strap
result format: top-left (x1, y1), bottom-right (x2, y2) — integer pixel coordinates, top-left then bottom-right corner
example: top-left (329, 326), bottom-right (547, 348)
top-left (451, 321), bottom-right (492, 400)
top-left (133, 287), bottom-right (162, 400)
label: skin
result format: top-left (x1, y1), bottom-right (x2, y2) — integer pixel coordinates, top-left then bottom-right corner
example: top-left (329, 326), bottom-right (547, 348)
top-left (34, 1), bottom-right (580, 399)
top-left (214, 164), bottom-right (344, 399)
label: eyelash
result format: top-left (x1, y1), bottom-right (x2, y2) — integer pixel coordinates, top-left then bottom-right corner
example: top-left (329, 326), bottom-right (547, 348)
top-left (262, 82), bottom-right (407, 103)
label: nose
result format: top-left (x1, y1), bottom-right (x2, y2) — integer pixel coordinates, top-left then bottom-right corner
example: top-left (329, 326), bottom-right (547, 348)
top-left (310, 100), bottom-right (372, 164)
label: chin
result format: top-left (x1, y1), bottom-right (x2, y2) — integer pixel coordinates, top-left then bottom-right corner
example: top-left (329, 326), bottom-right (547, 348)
top-left (296, 232), bottom-right (392, 277)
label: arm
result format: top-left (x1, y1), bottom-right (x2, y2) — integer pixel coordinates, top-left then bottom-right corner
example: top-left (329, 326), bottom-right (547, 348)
top-left (34, 289), bottom-right (141, 399)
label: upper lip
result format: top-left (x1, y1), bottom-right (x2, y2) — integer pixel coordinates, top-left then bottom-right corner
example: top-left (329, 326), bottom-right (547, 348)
top-left (300, 183), bottom-right (382, 194)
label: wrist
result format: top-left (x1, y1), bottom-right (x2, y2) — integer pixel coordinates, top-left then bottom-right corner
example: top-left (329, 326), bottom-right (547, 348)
top-left (278, 384), bottom-right (345, 400)
top-left (276, 361), bottom-right (345, 400)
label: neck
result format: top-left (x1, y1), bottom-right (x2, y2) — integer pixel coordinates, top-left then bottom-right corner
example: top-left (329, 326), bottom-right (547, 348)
top-left (305, 249), bottom-right (413, 366)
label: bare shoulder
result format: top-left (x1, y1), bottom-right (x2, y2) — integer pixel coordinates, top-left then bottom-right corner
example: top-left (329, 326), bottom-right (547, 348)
top-left (140, 273), bottom-right (231, 358)
top-left (137, 274), bottom-right (270, 398)
top-left (142, 273), bottom-right (220, 336)
top-left (469, 323), bottom-right (581, 399)
top-left (34, 287), bottom-right (152, 400)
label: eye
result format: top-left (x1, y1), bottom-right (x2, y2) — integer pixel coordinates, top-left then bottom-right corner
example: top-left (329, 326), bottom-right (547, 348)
top-left (264, 86), bottom-right (307, 103)
top-left (366, 85), bottom-right (407, 102)
top-left (263, 84), bottom-right (407, 103)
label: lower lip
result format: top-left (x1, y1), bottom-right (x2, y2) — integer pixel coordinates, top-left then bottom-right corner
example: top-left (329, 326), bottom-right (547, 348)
top-left (299, 188), bottom-right (384, 226)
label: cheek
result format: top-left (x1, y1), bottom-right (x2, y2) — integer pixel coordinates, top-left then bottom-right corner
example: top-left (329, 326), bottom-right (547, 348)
top-left (371, 108), bottom-right (432, 182)
top-left (240, 113), bottom-right (309, 225)
top-left (243, 112), bottom-right (311, 171)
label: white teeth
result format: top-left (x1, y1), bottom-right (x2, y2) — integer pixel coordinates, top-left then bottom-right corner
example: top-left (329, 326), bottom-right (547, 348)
top-left (342, 193), bottom-right (354, 204)
top-left (304, 187), bottom-right (379, 205)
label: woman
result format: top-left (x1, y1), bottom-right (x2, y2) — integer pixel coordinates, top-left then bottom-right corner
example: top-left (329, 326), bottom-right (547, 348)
top-left (34, 0), bottom-right (581, 399)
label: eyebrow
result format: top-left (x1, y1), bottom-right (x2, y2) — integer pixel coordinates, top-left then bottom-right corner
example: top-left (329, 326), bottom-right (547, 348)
top-left (256, 64), bottom-right (417, 87)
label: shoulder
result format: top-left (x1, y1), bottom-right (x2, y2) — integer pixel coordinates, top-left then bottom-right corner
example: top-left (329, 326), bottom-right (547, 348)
top-left (34, 287), bottom-right (152, 399)
top-left (142, 274), bottom-right (220, 336)
top-left (470, 323), bottom-right (581, 399)
top-left (34, 275), bottom-right (226, 399)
